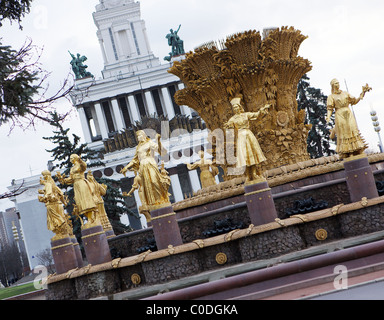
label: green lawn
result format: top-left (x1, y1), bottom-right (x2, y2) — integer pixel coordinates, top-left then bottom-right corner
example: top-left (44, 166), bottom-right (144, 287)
top-left (0, 282), bottom-right (39, 300)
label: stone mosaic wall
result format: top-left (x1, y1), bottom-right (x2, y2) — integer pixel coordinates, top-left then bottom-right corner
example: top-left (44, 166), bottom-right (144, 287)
top-left (46, 200), bottom-right (384, 300)
top-left (45, 170), bottom-right (384, 300)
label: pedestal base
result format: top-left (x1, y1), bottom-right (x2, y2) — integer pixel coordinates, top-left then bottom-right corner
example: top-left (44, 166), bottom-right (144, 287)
top-left (71, 236), bottom-right (83, 268)
top-left (344, 155), bottom-right (379, 203)
top-left (105, 229), bottom-right (116, 239)
top-left (51, 237), bottom-right (79, 275)
top-left (244, 180), bottom-right (278, 226)
top-left (150, 205), bottom-right (183, 250)
top-left (81, 225), bottom-right (112, 265)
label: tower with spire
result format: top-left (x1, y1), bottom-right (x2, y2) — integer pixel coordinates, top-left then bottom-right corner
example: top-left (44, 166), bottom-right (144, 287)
top-left (93, 0), bottom-right (160, 79)
top-left (67, 0), bottom-right (206, 228)
top-left (8, 1), bottom-right (207, 269)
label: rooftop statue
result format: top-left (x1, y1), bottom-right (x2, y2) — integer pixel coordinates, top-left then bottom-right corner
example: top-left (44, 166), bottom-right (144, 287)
top-left (164, 24), bottom-right (185, 61)
top-left (326, 79), bottom-right (372, 159)
top-left (69, 51), bottom-right (93, 79)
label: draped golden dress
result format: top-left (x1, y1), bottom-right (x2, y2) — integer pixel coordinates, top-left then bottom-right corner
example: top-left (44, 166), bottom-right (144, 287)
top-left (38, 172), bottom-right (68, 239)
top-left (44, 185), bottom-right (66, 234)
top-left (226, 112), bottom-right (267, 168)
top-left (126, 139), bottom-right (170, 209)
top-left (87, 173), bottom-right (114, 233)
top-left (187, 157), bottom-right (218, 189)
top-left (67, 160), bottom-right (97, 215)
top-left (327, 91), bottom-right (367, 158)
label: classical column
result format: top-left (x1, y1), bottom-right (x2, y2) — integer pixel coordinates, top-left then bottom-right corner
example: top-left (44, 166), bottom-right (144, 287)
top-left (97, 31), bottom-right (108, 65)
top-left (78, 107), bottom-right (93, 143)
top-left (128, 95), bottom-right (141, 122)
top-left (111, 98), bottom-right (125, 131)
top-left (188, 170), bottom-right (201, 193)
top-left (177, 83), bottom-right (192, 117)
top-left (170, 174), bottom-right (184, 202)
top-left (94, 102), bottom-right (109, 140)
top-left (144, 91), bottom-right (157, 116)
top-left (161, 87), bottom-right (175, 119)
top-left (133, 189), bottom-right (142, 207)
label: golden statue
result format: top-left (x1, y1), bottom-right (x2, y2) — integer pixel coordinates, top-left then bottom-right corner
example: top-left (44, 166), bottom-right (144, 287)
top-left (57, 154), bottom-right (99, 228)
top-left (123, 168), bottom-right (152, 222)
top-left (120, 131), bottom-right (171, 211)
top-left (224, 97), bottom-right (270, 183)
top-left (87, 171), bottom-right (114, 235)
top-left (186, 150), bottom-right (218, 189)
top-left (124, 169), bottom-right (143, 200)
top-left (326, 79), bottom-right (371, 159)
top-left (38, 170), bottom-right (71, 240)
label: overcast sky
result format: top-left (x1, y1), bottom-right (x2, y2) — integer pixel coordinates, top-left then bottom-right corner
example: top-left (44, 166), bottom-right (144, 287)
top-left (1, 0), bottom-right (384, 211)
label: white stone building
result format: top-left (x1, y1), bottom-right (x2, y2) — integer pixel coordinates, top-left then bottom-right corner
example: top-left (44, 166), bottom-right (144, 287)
top-left (9, 0), bottom-right (214, 270)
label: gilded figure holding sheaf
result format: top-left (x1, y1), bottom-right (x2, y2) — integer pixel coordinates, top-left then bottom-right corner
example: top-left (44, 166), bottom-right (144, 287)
top-left (326, 79), bottom-right (371, 159)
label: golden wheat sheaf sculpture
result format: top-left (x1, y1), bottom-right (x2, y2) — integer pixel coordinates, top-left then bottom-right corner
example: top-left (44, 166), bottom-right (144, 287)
top-left (169, 26), bottom-right (313, 177)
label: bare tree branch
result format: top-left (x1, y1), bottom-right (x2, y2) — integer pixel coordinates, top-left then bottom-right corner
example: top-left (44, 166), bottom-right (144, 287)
top-left (0, 180), bottom-right (25, 200)
top-left (0, 38), bottom-right (75, 132)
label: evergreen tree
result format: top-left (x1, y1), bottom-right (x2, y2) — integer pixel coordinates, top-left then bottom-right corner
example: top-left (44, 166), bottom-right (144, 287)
top-left (0, 0), bottom-right (32, 29)
top-left (0, 41), bottom-right (39, 126)
top-left (43, 112), bottom-right (132, 237)
top-left (297, 74), bottom-right (336, 158)
top-left (43, 112), bottom-right (103, 174)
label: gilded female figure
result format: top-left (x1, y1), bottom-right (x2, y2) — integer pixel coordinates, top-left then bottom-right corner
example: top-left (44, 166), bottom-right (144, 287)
top-left (57, 154), bottom-right (98, 226)
top-left (186, 150), bottom-right (218, 189)
top-left (224, 97), bottom-right (270, 182)
top-left (120, 131), bottom-right (171, 210)
top-left (87, 171), bottom-right (114, 235)
top-left (326, 79), bottom-right (371, 159)
top-left (38, 170), bottom-right (69, 240)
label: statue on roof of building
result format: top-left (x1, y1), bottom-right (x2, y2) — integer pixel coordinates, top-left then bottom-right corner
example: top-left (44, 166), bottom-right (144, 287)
top-left (164, 24), bottom-right (185, 61)
top-left (69, 51), bottom-right (93, 79)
